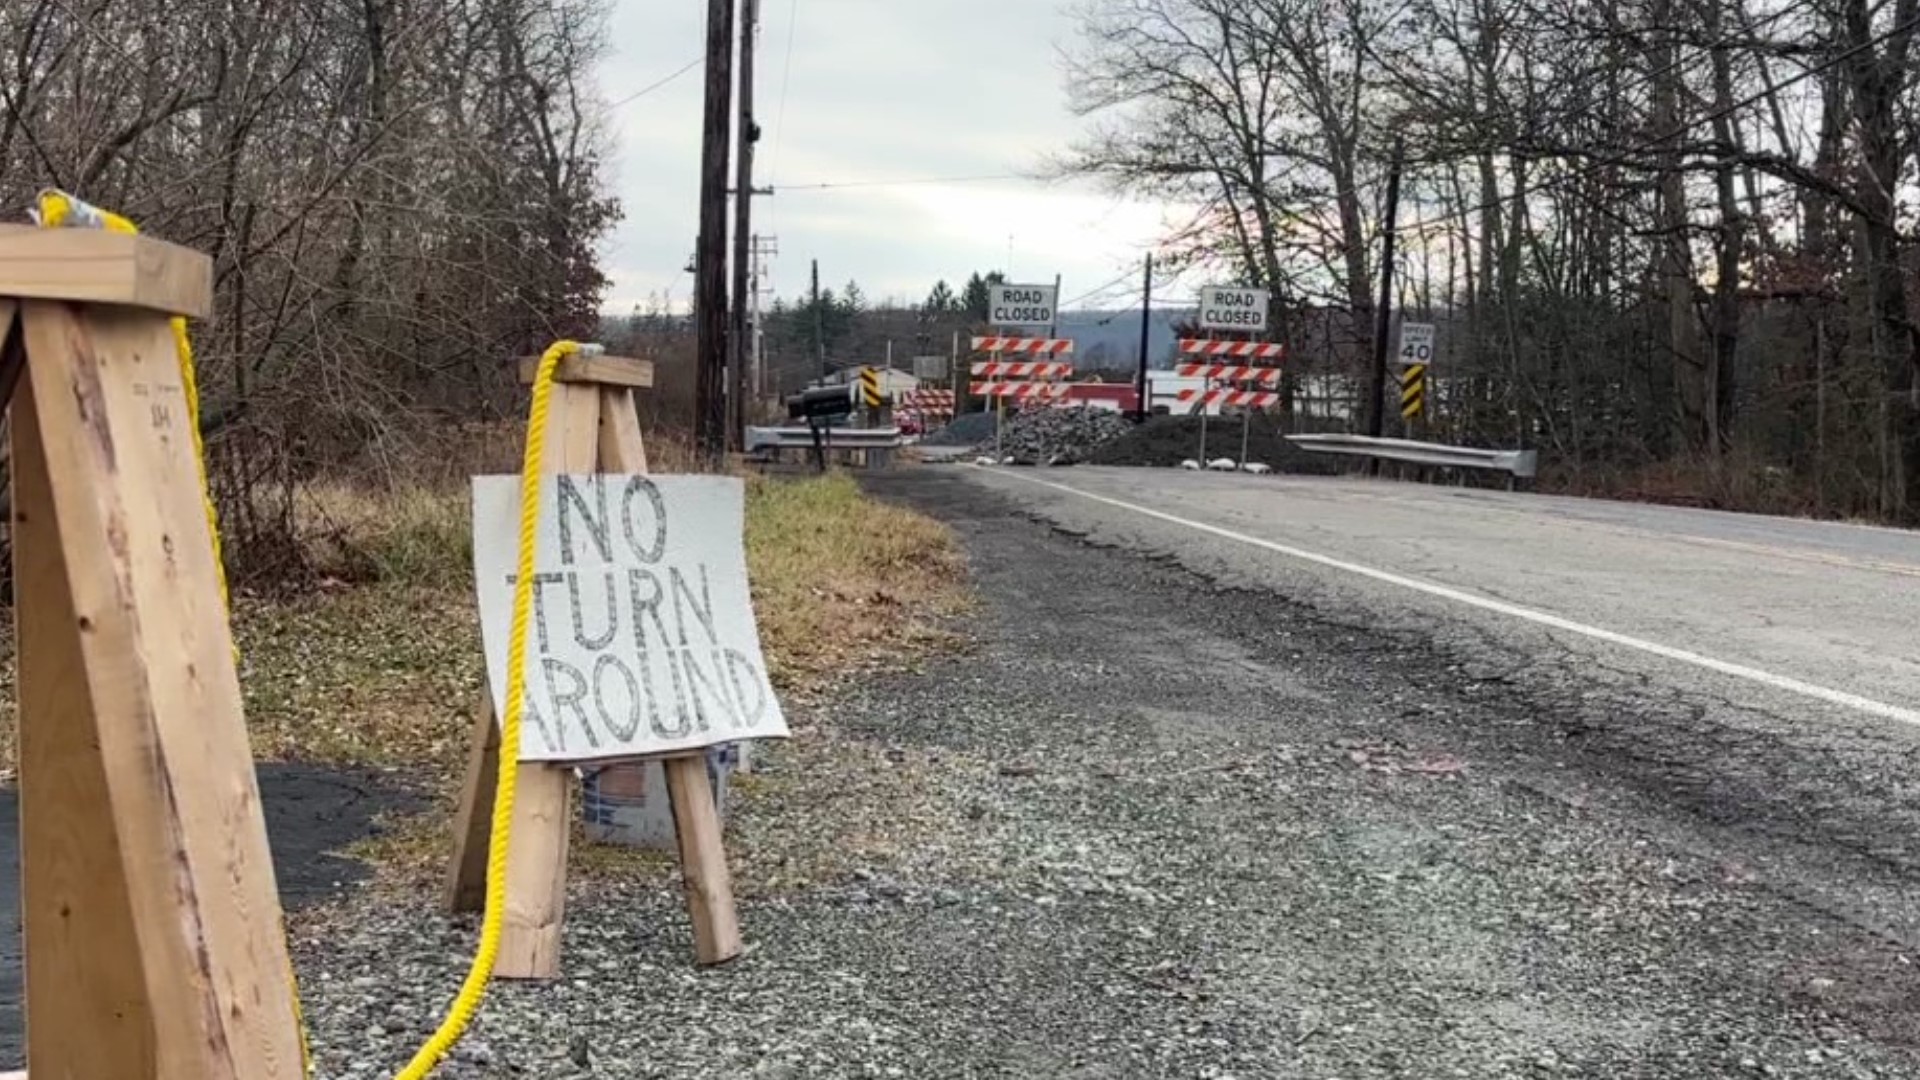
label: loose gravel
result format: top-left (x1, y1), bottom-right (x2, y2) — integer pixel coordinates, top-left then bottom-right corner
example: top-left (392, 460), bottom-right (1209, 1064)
top-left (290, 471), bottom-right (1920, 1079)
top-left (981, 406), bottom-right (1134, 465)
top-left (919, 411), bottom-right (998, 447)
top-left (1088, 414), bottom-right (1343, 472)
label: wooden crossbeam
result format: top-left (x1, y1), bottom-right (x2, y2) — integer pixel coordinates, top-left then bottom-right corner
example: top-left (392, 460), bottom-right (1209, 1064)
top-left (515, 352), bottom-right (655, 388)
top-left (0, 225), bottom-right (211, 317)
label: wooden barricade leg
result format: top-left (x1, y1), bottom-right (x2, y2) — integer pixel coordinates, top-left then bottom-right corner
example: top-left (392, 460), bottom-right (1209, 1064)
top-left (443, 695), bottom-right (500, 915)
top-left (11, 294), bottom-right (302, 1077)
top-left (595, 385), bottom-right (742, 965)
top-left (664, 758), bottom-right (742, 963)
top-left (445, 381), bottom-right (601, 978)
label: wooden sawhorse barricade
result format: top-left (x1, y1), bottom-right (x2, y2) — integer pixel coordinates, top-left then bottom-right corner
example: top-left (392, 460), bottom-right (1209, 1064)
top-left (0, 226), bottom-right (304, 1076)
top-left (443, 352), bottom-right (743, 974)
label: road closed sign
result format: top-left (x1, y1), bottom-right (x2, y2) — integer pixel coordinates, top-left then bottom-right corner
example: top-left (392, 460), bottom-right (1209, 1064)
top-left (1198, 286), bottom-right (1270, 332)
top-left (989, 283), bottom-right (1056, 328)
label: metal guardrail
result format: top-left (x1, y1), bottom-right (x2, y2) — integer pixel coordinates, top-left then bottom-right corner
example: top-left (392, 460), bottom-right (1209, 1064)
top-left (1286, 434), bottom-right (1538, 483)
top-left (744, 425), bottom-right (904, 453)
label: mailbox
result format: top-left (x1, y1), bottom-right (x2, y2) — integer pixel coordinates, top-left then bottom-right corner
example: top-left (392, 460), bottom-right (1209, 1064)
top-left (787, 385), bottom-right (855, 421)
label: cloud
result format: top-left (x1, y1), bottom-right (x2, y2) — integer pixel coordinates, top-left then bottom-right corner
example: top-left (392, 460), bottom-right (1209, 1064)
top-left (596, 0), bottom-right (1173, 314)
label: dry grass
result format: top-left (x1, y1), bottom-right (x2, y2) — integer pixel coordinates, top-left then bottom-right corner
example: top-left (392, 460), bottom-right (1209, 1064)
top-left (744, 471), bottom-right (970, 690)
top-left (1542, 451), bottom-right (1830, 518)
top-left (0, 466), bottom-right (966, 782)
top-left (236, 585), bottom-right (483, 768)
top-left (0, 461), bottom-right (971, 898)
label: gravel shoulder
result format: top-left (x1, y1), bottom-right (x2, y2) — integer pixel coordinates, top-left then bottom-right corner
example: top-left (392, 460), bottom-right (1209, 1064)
top-left (0, 764), bottom-right (425, 1064)
top-left (294, 468), bottom-right (1920, 1079)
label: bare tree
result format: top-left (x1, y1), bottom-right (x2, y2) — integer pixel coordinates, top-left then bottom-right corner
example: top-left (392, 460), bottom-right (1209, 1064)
top-left (1062, 0), bottom-right (1920, 521)
top-left (0, 0), bottom-right (623, 581)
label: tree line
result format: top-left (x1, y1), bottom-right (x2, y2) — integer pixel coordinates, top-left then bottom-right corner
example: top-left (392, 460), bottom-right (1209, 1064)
top-left (0, 0), bottom-right (618, 578)
top-left (611, 270), bottom-right (1016, 397)
top-left (1060, 0), bottom-right (1920, 520)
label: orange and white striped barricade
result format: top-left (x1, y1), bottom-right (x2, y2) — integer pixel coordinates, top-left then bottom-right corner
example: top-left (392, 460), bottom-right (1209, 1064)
top-left (968, 337), bottom-right (1075, 460)
top-left (1177, 339), bottom-right (1287, 360)
top-left (1175, 340), bottom-right (1287, 467)
top-left (900, 388), bottom-right (957, 433)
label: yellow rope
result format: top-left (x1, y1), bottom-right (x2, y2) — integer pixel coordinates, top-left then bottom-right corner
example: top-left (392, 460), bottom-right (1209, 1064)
top-left (33, 191), bottom-right (232, 629)
top-left (33, 189), bottom-right (305, 1075)
top-left (391, 339), bottom-right (573, 1079)
top-left (35, 188), bottom-right (569, 1078)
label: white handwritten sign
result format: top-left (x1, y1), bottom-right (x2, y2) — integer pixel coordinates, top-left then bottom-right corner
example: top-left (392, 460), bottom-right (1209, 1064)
top-left (472, 474), bottom-right (788, 763)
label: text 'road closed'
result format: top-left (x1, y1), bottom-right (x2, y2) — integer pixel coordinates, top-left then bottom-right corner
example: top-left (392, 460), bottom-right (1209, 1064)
top-left (988, 283), bottom-right (1057, 328)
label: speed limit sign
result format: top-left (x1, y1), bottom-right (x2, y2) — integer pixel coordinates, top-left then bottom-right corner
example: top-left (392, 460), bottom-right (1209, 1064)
top-left (1399, 322), bottom-right (1435, 364)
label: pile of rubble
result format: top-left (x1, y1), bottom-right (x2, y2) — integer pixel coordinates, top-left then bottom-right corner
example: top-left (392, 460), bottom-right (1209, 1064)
top-left (920, 410), bottom-right (998, 446)
top-left (1088, 414), bottom-right (1343, 474)
top-left (977, 406), bottom-right (1134, 465)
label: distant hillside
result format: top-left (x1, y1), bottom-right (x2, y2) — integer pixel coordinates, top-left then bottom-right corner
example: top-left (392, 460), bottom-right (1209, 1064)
top-left (1058, 307), bottom-right (1194, 373)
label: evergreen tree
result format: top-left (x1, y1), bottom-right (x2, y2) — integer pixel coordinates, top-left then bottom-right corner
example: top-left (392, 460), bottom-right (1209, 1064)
top-left (961, 270), bottom-right (1006, 321)
top-left (924, 279), bottom-right (958, 315)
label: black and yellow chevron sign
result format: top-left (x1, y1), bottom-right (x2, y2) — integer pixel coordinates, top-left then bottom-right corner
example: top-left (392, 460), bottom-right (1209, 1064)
top-left (1399, 363), bottom-right (1427, 420)
top-left (858, 366), bottom-right (884, 409)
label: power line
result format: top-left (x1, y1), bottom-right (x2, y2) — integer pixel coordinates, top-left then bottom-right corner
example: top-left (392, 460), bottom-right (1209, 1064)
top-left (1061, 264), bottom-right (1146, 308)
top-left (772, 173), bottom-right (1026, 192)
top-left (768, 0), bottom-right (801, 186)
top-left (608, 56), bottom-right (703, 109)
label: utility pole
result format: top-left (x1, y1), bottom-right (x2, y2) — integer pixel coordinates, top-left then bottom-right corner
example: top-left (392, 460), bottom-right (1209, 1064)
top-left (1134, 254), bottom-right (1153, 422)
top-left (811, 258), bottom-right (825, 379)
top-left (727, 0), bottom-right (761, 450)
top-left (693, 0), bottom-right (735, 459)
top-left (1365, 137), bottom-right (1405, 448)
top-left (750, 234), bottom-right (777, 397)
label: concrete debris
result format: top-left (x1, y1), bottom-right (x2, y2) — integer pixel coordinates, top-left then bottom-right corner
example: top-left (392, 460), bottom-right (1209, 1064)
top-left (975, 407), bottom-right (1133, 465)
top-left (1089, 415), bottom-right (1345, 474)
top-left (921, 411), bottom-right (998, 447)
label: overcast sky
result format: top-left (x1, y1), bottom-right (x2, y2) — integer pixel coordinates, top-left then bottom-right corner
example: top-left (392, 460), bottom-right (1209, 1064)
top-left (600, 0), bottom-right (1176, 313)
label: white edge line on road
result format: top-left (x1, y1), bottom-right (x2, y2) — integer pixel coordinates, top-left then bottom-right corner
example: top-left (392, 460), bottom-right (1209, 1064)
top-left (987, 467), bottom-right (1920, 729)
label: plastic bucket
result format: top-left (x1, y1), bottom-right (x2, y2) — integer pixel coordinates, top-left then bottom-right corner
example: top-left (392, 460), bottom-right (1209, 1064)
top-left (579, 743), bottom-right (739, 850)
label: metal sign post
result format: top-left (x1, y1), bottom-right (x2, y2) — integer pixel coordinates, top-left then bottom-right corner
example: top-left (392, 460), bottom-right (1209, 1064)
top-left (996, 389), bottom-right (1005, 460)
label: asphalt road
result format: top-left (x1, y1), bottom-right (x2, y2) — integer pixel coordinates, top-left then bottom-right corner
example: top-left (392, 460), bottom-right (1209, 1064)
top-left (945, 466), bottom-right (1920, 919)
top-left (844, 465), bottom-right (1920, 1076)
top-left (964, 466), bottom-right (1920, 727)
